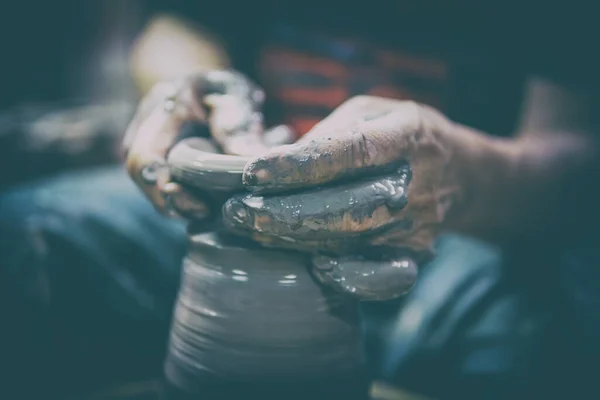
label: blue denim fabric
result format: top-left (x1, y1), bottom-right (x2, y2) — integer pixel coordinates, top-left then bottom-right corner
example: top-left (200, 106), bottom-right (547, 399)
top-left (0, 166), bottom-right (187, 396)
top-left (376, 234), bottom-right (600, 399)
top-left (377, 236), bottom-right (556, 399)
top-left (1, 165), bottom-right (187, 322)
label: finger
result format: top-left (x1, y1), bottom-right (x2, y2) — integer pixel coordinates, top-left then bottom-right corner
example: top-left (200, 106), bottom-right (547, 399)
top-left (223, 166), bottom-right (411, 240)
top-left (311, 254), bottom-right (419, 301)
top-left (161, 181), bottom-right (211, 220)
top-left (193, 69), bottom-right (265, 104)
top-left (126, 96), bottom-right (204, 210)
top-left (263, 125), bottom-right (296, 147)
top-left (124, 70), bottom-right (263, 157)
top-left (295, 95), bottom-right (398, 143)
top-left (203, 94), bottom-right (268, 156)
top-left (124, 79), bottom-right (206, 160)
top-left (137, 169), bottom-right (211, 220)
top-left (225, 228), bottom-right (364, 254)
top-left (127, 103), bottom-right (184, 171)
top-left (123, 81), bottom-right (183, 156)
top-left (242, 101), bottom-right (422, 193)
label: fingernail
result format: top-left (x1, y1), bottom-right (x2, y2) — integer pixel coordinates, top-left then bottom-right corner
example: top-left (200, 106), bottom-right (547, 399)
top-left (243, 171), bottom-right (258, 186)
top-left (243, 158), bottom-right (271, 187)
top-left (223, 198), bottom-right (250, 226)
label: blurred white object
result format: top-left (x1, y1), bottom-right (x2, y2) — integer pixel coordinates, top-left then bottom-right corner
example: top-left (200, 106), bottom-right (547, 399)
top-left (130, 15), bottom-right (230, 95)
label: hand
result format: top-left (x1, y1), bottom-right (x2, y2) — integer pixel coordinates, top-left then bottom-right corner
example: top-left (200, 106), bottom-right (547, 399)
top-left (124, 70), bottom-right (293, 220)
top-left (223, 96), bottom-right (467, 300)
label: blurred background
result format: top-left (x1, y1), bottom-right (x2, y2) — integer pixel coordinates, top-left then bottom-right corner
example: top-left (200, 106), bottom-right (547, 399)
top-left (0, 0), bottom-right (529, 190)
top-left (0, 1), bottom-right (593, 399)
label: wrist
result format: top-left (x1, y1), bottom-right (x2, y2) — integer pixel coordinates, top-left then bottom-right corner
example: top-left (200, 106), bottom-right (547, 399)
top-left (440, 123), bottom-right (521, 239)
top-left (443, 126), bottom-right (599, 242)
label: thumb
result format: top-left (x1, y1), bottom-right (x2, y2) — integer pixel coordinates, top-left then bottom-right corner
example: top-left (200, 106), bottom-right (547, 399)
top-left (243, 109), bottom-right (421, 193)
top-left (203, 93), bottom-right (269, 156)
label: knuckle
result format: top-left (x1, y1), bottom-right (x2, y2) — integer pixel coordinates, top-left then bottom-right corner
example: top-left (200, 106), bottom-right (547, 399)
top-left (344, 95), bottom-right (377, 109)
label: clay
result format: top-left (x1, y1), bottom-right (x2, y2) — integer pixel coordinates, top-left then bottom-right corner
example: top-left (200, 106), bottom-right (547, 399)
top-left (168, 143), bottom-right (420, 295)
top-left (164, 228), bottom-right (368, 398)
top-left (223, 165), bottom-right (412, 244)
top-left (165, 143), bottom-right (371, 398)
top-left (166, 126), bottom-right (295, 193)
top-left (168, 137), bottom-right (249, 192)
top-left (312, 254), bottom-right (418, 301)
top-left (164, 126), bottom-right (421, 397)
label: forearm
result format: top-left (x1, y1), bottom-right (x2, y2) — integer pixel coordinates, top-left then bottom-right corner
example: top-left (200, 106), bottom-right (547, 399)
top-left (440, 123), bottom-right (519, 239)
top-left (445, 125), bottom-right (599, 242)
top-left (441, 75), bottom-right (600, 242)
top-left (512, 131), bottom-right (599, 238)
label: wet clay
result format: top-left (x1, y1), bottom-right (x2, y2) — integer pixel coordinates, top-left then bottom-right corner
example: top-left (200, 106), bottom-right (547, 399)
top-left (164, 143), bottom-right (370, 398)
top-left (164, 228), bottom-right (368, 398)
top-left (168, 142), bottom-right (421, 297)
top-left (168, 137), bottom-right (249, 192)
top-left (223, 165), bottom-right (412, 246)
top-left (312, 254), bottom-right (418, 301)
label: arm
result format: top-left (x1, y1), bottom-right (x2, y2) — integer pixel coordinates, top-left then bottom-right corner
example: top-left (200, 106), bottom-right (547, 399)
top-left (445, 77), bottom-right (599, 242)
top-left (216, 79), bottom-right (598, 299)
top-left (223, 82), bottom-right (599, 251)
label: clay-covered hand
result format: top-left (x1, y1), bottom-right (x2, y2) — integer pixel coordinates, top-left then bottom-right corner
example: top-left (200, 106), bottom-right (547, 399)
top-left (123, 70), bottom-right (292, 220)
top-left (223, 96), bottom-right (465, 300)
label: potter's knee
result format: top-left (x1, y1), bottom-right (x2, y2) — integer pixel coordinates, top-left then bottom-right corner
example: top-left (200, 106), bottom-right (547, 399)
top-left (0, 166), bottom-right (186, 288)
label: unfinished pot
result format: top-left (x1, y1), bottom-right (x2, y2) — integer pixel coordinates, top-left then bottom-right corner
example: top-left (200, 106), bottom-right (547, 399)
top-left (162, 139), bottom-right (369, 399)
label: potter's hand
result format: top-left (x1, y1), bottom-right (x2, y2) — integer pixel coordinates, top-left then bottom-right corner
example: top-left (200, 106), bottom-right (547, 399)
top-left (124, 70), bottom-right (292, 219)
top-left (223, 96), bottom-right (465, 300)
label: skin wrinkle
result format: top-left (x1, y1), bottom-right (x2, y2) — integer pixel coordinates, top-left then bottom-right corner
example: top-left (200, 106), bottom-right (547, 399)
top-left (239, 226), bottom-right (424, 258)
top-left (125, 70), bottom-right (273, 219)
top-left (243, 96), bottom-right (410, 191)
top-left (125, 67), bottom-right (600, 300)
top-left (234, 97), bottom-right (471, 270)
top-left (137, 92), bottom-right (474, 299)
top-left (132, 73), bottom-right (594, 296)
top-left (227, 167), bottom-right (410, 238)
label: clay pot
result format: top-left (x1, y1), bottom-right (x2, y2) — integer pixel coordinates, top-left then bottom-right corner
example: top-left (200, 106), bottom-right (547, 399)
top-left (163, 140), bottom-right (369, 399)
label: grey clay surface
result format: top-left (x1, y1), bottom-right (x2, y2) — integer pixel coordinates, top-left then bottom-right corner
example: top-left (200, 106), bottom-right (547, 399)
top-left (166, 140), bottom-right (368, 394)
top-left (168, 138), bottom-right (248, 192)
top-left (163, 130), bottom-right (413, 395)
top-left (164, 229), bottom-right (367, 393)
top-left (167, 139), bottom-right (418, 300)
